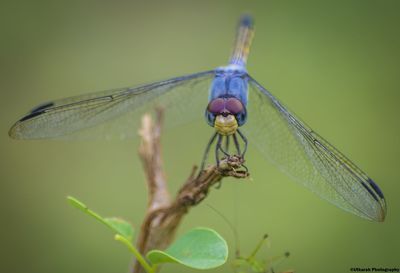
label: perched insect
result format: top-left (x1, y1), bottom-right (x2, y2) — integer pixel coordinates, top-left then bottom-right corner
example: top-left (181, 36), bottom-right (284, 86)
top-left (9, 15), bottom-right (386, 221)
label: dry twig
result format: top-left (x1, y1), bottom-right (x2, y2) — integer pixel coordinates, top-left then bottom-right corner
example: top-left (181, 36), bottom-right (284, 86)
top-left (133, 109), bottom-right (249, 273)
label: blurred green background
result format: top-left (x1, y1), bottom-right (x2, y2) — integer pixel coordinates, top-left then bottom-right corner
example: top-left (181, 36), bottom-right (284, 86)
top-left (1, 0), bottom-right (399, 272)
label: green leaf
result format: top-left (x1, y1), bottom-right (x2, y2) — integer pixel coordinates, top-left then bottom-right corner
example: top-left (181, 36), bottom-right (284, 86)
top-left (67, 196), bottom-right (134, 241)
top-left (68, 195), bottom-right (88, 211)
top-left (146, 227), bottom-right (228, 270)
top-left (104, 218), bottom-right (134, 240)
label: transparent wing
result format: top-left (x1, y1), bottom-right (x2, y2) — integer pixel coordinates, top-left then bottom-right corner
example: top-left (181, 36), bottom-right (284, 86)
top-left (245, 75), bottom-right (386, 221)
top-left (9, 71), bottom-right (214, 140)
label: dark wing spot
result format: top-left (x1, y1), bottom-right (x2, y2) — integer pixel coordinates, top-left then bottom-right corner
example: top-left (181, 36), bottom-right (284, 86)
top-left (360, 181), bottom-right (379, 202)
top-left (30, 102), bottom-right (54, 113)
top-left (367, 178), bottom-right (385, 199)
top-left (19, 102), bottom-right (54, 122)
top-left (19, 110), bottom-right (45, 122)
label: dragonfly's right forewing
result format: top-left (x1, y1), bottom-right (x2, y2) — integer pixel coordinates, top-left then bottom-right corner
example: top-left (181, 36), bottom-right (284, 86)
top-left (245, 76), bottom-right (386, 221)
top-left (9, 71), bottom-right (215, 140)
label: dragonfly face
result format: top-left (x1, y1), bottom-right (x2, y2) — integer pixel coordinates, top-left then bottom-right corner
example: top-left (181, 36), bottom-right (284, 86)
top-left (8, 15), bottom-right (387, 222)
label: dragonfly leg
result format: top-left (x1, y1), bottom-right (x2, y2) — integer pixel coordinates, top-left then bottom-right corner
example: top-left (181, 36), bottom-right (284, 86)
top-left (241, 163), bottom-right (249, 173)
top-left (232, 133), bottom-right (241, 155)
top-left (224, 135), bottom-right (230, 154)
top-left (215, 134), bottom-right (224, 167)
top-left (218, 137), bottom-right (230, 157)
top-left (237, 129), bottom-right (248, 158)
top-left (199, 131), bottom-right (218, 172)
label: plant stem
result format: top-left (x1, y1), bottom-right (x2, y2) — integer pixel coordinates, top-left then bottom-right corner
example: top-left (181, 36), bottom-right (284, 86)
top-left (249, 234), bottom-right (268, 260)
top-left (115, 234), bottom-right (155, 273)
top-left (133, 110), bottom-right (249, 272)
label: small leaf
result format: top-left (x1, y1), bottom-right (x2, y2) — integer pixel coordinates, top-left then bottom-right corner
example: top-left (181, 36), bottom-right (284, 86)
top-left (67, 196), bottom-right (134, 240)
top-left (146, 227), bottom-right (228, 270)
top-left (67, 196), bottom-right (88, 211)
top-left (105, 217), bottom-right (134, 241)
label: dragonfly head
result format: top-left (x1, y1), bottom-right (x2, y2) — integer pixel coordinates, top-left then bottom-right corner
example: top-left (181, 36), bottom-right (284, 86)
top-left (205, 96), bottom-right (247, 135)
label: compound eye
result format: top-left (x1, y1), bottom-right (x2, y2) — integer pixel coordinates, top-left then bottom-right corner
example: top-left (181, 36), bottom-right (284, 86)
top-left (207, 98), bottom-right (225, 114)
top-left (225, 98), bottom-right (244, 114)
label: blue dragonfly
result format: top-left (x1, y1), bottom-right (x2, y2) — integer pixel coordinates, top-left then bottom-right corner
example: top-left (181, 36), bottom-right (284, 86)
top-left (9, 15), bottom-right (386, 222)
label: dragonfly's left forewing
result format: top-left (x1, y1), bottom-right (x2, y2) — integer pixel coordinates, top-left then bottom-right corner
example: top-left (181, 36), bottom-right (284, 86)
top-left (245, 76), bottom-right (386, 221)
top-left (9, 71), bottom-right (214, 140)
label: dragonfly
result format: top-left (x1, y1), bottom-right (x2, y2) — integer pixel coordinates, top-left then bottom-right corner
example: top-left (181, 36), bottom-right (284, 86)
top-left (9, 15), bottom-right (386, 222)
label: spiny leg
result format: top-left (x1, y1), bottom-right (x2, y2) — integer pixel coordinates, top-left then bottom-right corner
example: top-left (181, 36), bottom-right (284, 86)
top-left (215, 134), bottom-right (224, 167)
top-left (218, 135), bottom-right (230, 157)
top-left (199, 131), bottom-right (218, 172)
top-left (236, 130), bottom-right (249, 173)
top-left (232, 133), bottom-right (241, 155)
top-left (224, 135), bottom-right (230, 154)
top-left (237, 129), bottom-right (248, 158)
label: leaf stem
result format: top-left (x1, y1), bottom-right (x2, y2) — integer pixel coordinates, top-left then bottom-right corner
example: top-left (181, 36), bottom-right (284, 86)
top-left (115, 234), bottom-right (155, 273)
top-left (249, 234), bottom-right (268, 259)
